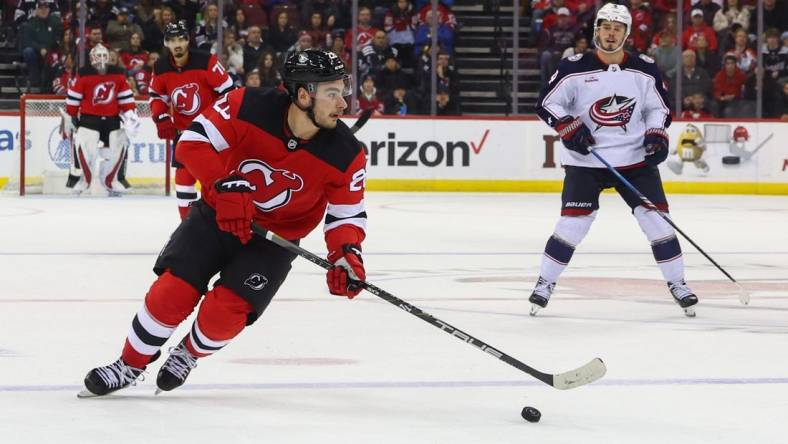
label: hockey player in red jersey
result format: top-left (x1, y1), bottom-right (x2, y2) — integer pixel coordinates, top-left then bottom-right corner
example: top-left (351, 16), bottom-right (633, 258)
top-left (65, 44), bottom-right (140, 195)
top-left (149, 21), bottom-right (235, 219)
top-left (79, 49), bottom-right (366, 397)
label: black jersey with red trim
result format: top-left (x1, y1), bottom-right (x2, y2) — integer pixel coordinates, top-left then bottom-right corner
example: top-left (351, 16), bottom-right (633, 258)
top-left (177, 87), bottom-right (367, 246)
top-left (148, 50), bottom-right (234, 130)
top-left (66, 65), bottom-right (135, 117)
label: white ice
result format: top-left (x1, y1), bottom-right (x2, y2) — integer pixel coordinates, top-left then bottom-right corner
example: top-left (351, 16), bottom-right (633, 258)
top-left (1, 192), bottom-right (786, 444)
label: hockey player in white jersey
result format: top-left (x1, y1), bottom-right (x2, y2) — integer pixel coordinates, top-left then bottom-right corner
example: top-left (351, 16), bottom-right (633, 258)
top-left (530, 3), bottom-right (698, 317)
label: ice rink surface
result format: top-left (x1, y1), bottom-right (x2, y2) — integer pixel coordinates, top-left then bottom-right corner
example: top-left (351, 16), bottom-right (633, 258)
top-left (1, 192), bottom-right (786, 444)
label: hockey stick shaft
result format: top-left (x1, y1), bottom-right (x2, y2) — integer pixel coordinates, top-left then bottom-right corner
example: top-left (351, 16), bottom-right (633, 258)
top-left (349, 108), bottom-right (373, 134)
top-left (589, 149), bottom-right (741, 287)
top-left (252, 223), bottom-right (605, 390)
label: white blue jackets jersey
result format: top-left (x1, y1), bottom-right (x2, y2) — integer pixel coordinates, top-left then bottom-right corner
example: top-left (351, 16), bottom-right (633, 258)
top-left (536, 52), bottom-right (672, 168)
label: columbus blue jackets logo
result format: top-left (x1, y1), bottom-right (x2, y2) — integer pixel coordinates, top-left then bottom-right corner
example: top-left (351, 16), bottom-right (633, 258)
top-left (92, 82), bottom-right (116, 105)
top-left (172, 82), bottom-right (201, 116)
top-left (589, 94), bottom-right (636, 132)
top-left (244, 273), bottom-right (268, 291)
top-left (238, 159), bottom-right (304, 212)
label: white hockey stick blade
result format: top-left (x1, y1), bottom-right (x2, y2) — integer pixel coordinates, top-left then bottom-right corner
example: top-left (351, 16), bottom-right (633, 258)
top-left (552, 358), bottom-right (607, 390)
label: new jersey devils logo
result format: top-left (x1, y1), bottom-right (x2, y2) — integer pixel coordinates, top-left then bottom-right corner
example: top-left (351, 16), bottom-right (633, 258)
top-left (239, 159), bottom-right (304, 212)
top-left (171, 82), bottom-right (201, 116)
top-left (589, 94), bottom-right (636, 131)
top-left (92, 82), bottom-right (116, 105)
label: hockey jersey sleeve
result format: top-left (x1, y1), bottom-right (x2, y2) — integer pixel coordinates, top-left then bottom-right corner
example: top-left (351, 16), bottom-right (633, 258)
top-left (116, 76), bottom-right (136, 113)
top-left (323, 150), bottom-right (368, 252)
top-left (206, 55), bottom-right (235, 95)
top-left (177, 91), bottom-right (241, 194)
top-left (65, 74), bottom-right (84, 117)
top-left (638, 57), bottom-right (672, 129)
top-left (535, 58), bottom-right (577, 128)
top-left (148, 70), bottom-right (169, 119)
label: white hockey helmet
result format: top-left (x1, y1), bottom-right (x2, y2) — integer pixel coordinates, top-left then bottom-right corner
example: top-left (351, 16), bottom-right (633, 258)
top-left (90, 44), bottom-right (110, 72)
top-left (593, 3), bottom-right (632, 54)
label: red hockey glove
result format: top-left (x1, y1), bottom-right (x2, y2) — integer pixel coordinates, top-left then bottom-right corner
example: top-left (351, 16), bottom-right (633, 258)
top-left (556, 116), bottom-right (596, 155)
top-left (155, 114), bottom-right (177, 140)
top-left (643, 128), bottom-right (669, 167)
top-left (327, 244), bottom-right (365, 298)
top-left (214, 172), bottom-right (256, 244)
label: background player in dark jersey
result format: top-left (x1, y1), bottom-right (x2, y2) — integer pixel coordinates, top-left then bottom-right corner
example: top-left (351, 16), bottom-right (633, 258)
top-left (149, 21), bottom-right (234, 219)
top-left (65, 44), bottom-right (140, 196)
top-left (79, 49), bottom-right (367, 397)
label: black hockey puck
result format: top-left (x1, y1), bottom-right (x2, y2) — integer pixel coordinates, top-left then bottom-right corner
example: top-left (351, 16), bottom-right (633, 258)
top-left (521, 406), bottom-right (541, 423)
top-left (722, 156), bottom-right (741, 165)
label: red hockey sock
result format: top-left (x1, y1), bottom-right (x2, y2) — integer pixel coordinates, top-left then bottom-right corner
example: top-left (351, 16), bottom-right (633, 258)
top-left (175, 167), bottom-right (198, 220)
top-left (122, 271), bottom-right (201, 368)
top-left (184, 285), bottom-right (254, 358)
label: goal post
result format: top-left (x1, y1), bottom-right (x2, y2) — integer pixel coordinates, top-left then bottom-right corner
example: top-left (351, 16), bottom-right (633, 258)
top-left (12, 94), bottom-right (172, 196)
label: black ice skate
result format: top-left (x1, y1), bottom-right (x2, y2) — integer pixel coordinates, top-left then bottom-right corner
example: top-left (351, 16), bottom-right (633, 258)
top-left (529, 277), bottom-right (555, 316)
top-left (668, 280), bottom-right (698, 317)
top-left (78, 351), bottom-right (160, 398)
top-left (156, 340), bottom-right (199, 394)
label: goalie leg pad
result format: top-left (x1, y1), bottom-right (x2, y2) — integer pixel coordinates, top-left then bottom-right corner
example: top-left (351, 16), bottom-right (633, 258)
top-left (99, 129), bottom-right (128, 191)
top-left (73, 127), bottom-right (101, 189)
top-left (184, 285), bottom-right (254, 358)
top-left (634, 206), bottom-right (684, 283)
top-left (121, 271), bottom-right (201, 369)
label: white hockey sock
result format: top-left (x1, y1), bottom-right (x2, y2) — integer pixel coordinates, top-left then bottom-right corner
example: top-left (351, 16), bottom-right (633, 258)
top-left (538, 212), bottom-right (596, 283)
top-left (633, 206), bottom-right (685, 283)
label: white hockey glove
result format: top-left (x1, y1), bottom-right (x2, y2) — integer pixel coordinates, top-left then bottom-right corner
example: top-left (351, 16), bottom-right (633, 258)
top-left (122, 110), bottom-right (141, 139)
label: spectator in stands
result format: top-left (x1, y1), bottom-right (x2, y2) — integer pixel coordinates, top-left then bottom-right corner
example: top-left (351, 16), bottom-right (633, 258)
top-left (166, 0), bottom-right (200, 31)
top-left (749, 0), bottom-right (786, 40)
top-left (651, 14), bottom-right (678, 50)
top-left (232, 8), bottom-right (249, 44)
top-left (681, 92), bottom-right (712, 119)
top-left (14, 0), bottom-right (60, 26)
top-left (20, 1), bottom-right (62, 87)
top-left (86, 27), bottom-right (105, 51)
top-left (243, 26), bottom-right (266, 75)
top-left (384, 0), bottom-right (417, 67)
top-left (573, 0), bottom-right (596, 41)
top-left (134, 0), bottom-right (156, 25)
top-left (132, 51), bottom-right (157, 96)
top-left (435, 83), bottom-right (459, 115)
top-left (692, 33), bottom-right (721, 75)
top-left (120, 32), bottom-right (149, 76)
top-left (88, 0), bottom-right (118, 30)
top-left (416, 49), bottom-right (457, 98)
top-left (763, 28), bottom-right (788, 81)
top-left (140, 7), bottom-right (174, 53)
top-left (413, 6), bottom-right (455, 57)
top-left (713, 55), bottom-right (747, 116)
top-left (674, 49), bottom-right (713, 102)
top-left (562, 35), bottom-right (590, 59)
top-left (384, 82), bottom-right (421, 115)
top-left (724, 28), bottom-right (757, 74)
top-left (214, 28), bottom-right (245, 81)
top-left (376, 51), bottom-right (413, 97)
top-left (415, 1), bottom-right (456, 30)
top-left (779, 81), bottom-right (788, 120)
top-left (692, 0), bottom-right (721, 26)
top-left (330, 31), bottom-right (352, 68)
top-left (359, 30), bottom-right (397, 80)
top-left (256, 51), bottom-right (283, 88)
top-left (305, 11), bottom-right (329, 49)
top-left (743, 66), bottom-right (781, 117)
top-left (650, 33), bottom-right (680, 79)
top-left (683, 9), bottom-right (718, 51)
top-left (538, 7), bottom-right (576, 83)
top-left (540, 0), bottom-right (570, 33)
top-left (267, 10), bottom-right (298, 57)
top-left (106, 7), bottom-right (144, 52)
top-left (357, 74), bottom-right (385, 115)
top-left (301, 0), bottom-right (338, 32)
top-left (345, 6), bottom-right (379, 50)
top-left (195, 3), bottom-right (228, 50)
top-left (245, 69), bottom-right (261, 87)
top-left (629, 0), bottom-right (653, 53)
top-left (59, 28), bottom-right (76, 62)
top-left (283, 31), bottom-right (314, 65)
top-left (713, 0), bottom-right (749, 38)
top-left (51, 52), bottom-right (74, 96)
top-left (782, 31), bottom-right (788, 50)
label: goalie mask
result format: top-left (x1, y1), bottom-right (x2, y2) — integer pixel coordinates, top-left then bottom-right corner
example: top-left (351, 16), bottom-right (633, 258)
top-left (593, 3), bottom-right (632, 55)
top-left (90, 44), bottom-right (110, 73)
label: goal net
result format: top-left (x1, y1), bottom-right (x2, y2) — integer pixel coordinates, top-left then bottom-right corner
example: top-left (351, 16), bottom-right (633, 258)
top-left (7, 94), bottom-right (171, 196)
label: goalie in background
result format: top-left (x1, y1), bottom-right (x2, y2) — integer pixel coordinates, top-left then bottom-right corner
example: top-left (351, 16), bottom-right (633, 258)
top-left (64, 44), bottom-right (140, 196)
top-left (666, 123), bottom-right (709, 175)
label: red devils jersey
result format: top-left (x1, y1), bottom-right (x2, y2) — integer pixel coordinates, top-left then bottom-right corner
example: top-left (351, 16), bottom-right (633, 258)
top-left (177, 88), bottom-right (367, 245)
top-left (148, 50), bottom-right (234, 130)
top-left (66, 65), bottom-right (135, 117)
top-left (134, 66), bottom-right (153, 96)
top-left (120, 50), bottom-right (149, 73)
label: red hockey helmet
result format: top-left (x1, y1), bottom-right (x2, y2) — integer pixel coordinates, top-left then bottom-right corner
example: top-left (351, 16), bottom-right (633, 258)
top-left (733, 126), bottom-right (749, 142)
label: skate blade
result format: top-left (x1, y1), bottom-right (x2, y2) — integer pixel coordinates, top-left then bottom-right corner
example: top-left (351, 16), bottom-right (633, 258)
top-left (529, 304), bottom-right (541, 317)
top-left (77, 389), bottom-right (99, 398)
top-left (155, 388), bottom-right (163, 395)
top-left (683, 306), bottom-right (696, 317)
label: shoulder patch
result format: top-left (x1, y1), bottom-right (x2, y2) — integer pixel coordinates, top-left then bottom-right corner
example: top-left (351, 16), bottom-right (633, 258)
top-left (568, 53), bottom-right (583, 62)
top-left (639, 54), bottom-right (655, 64)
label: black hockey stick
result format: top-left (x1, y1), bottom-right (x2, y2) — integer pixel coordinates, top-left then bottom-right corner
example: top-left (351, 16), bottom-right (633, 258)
top-left (589, 148), bottom-right (750, 304)
top-left (349, 108), bottom-right (373, 134)
top-left (252, 223), bottom-right (606, 390)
